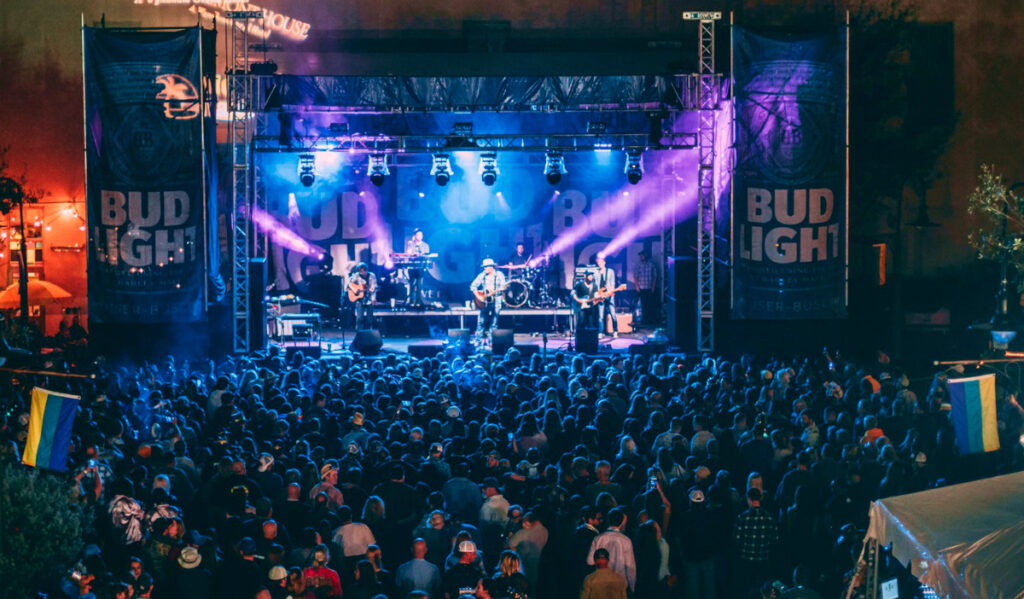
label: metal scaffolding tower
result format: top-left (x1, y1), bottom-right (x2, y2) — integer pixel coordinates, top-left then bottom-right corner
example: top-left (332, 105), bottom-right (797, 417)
top-left (684, 11), bottom-right (721, 352)
top-left (226, 10), bottom-right (262, 354)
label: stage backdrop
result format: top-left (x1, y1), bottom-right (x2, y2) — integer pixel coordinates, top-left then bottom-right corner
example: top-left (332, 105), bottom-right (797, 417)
top-left (259, 150), bottom-right (696, 301)
top-left (84, 27), bottom-right (211, 323)
top-left (731, 27), bottom-right (847, 319)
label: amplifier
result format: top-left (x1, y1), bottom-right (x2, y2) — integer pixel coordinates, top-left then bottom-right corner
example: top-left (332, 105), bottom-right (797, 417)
top-left (278, 313), bottom-right (320, 338)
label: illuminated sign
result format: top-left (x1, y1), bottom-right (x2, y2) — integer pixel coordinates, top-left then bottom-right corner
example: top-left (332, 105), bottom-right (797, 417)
top-left (682, 11), bottom-right (722, 20)
top-left (155, 73), bottom-right (200, 120)
top-left (132, 1), bottom-right (312, 41)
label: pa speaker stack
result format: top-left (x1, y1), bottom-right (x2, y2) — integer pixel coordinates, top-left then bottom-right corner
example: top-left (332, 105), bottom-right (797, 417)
top-left (491, 329), bottom-right (514, 354)
top-left (350, 329), bottom-right (383, 355)
top-left (575, 327), bottom-right (599, 354)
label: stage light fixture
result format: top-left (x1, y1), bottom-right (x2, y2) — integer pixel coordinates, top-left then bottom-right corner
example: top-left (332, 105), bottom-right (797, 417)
top-left (479, 152), bottom-right (499, 186)
top-left (368, 153), bottom-right (390, 187)
top-left (298, 153), bottom-right (316, 187)
top-left (431, 153), bottom-right (452, 186)
top-left (544, 151), bottom-right (566, 185)
top-left (625, 149), bottom-right (644, 185)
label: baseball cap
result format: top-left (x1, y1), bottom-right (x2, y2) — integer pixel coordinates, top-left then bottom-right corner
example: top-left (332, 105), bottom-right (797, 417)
top-left (269, 565), bottom-right (288, 581)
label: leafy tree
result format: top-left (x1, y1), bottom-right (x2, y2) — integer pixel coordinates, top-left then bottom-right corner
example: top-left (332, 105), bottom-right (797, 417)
top-left (0, 147), bottom-right (40, 324)
top-left (967, 164), bottom-right (1024, 289)
top-left (0, 463), bottom-right (89, 598)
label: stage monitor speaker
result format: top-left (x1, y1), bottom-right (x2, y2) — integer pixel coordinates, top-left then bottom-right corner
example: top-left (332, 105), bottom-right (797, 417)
top-left (666, 256), bottom-right (696, 350)
top-left (575, 326), bottom-right (599, 354)
top-left (285, 344), bottom-right (321, 360)
top-left (446, 328), bottom-right (474, 355)
top-left (250, 258), bottom-right (268, 351)
top-left (629, 342), bottom-right (668, 356)
top-left (448, 328), bottom-right (472, 341)
top-left (491, 329), bottom-right (514, 354)
top-left (350, 329), bottom-right (383, 355)
top-left (408, 343), bottom-right (440, 358)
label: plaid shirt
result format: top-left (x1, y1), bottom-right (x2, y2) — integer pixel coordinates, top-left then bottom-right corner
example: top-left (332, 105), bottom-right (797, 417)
top-left (634, 260), bottom-right (657, 290)
top-left (733, 506), bottom-right (779, 562)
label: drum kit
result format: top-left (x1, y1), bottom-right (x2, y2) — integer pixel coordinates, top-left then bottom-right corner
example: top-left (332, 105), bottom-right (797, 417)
top-left (499, 261), bottom-right (556, 308)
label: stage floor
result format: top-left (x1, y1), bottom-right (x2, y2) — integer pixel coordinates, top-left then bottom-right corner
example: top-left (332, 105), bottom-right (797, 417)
top-left (316, 328), bottom-right (657, 355)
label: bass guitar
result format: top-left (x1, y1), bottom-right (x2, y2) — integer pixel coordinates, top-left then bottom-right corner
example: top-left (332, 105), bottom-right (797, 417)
top-left (577, 284), bottom-right (626, 309)
top-left (472, 283), bottom-right (510, 309)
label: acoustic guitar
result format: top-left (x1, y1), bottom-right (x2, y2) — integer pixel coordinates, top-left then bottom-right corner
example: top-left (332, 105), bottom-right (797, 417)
top-left (347, 281), bottom-right (368, 303)
top-left (472, 283), bottom-right (510, 309)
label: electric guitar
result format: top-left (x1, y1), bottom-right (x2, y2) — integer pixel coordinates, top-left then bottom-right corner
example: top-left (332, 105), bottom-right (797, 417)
top-left (472, 282), bottom-right (510, 308)
top-left (577, 284), bottom-right (626, 309)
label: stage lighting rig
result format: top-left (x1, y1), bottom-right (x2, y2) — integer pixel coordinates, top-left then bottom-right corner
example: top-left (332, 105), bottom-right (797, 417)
top-left (431, 153), bottom-right (452, 186)
top-left (544, 151), bottom-right (566, 185)
top-left (479, 152), bottom-right (499, 186)
top-left (298, 153), bottom-right (316, 187)
top-left (625, 149), bottom-right (644, 185)
top-left (368, 153), bottom-right (390, 187)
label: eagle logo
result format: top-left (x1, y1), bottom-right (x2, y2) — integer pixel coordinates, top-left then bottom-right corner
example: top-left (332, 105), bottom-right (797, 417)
top-left (154, 73), bottom-right (200, 120)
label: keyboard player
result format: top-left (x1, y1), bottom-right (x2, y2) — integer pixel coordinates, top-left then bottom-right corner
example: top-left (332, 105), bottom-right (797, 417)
top-left (405, 229), bottom-right (430, 306)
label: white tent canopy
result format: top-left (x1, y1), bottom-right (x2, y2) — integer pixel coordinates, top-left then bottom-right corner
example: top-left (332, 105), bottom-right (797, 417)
top-left (865, 471), bottom-right (1024, 599)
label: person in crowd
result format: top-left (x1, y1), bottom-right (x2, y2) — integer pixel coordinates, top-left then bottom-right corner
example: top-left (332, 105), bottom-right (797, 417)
top-left (397, 538), bottom-right (442, 599)
top-left (443, 540), bottom-right (483, 599)
top-left (586, 507), bottom-right (635, 592)
top-left (581, 548), bottom-right (628, 599)
top-left (331, 505), bottom-right (377, 581)
top-left (507, 512), bottom-right (548, 589)
top-left (490, 550), bottom-right (531, 599)
top-left (735, 488), bottom-right (779, 598)
top-left (302, 544), bottom-right (342, 598)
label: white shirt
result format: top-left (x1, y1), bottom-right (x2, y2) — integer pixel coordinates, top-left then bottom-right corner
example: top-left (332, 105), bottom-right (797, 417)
top-left (331, 522), bottom-right (376, 557)
top-left (587, 528), bottom-right (636, 591)
top-left (479, 494), bottom-right (511, 525)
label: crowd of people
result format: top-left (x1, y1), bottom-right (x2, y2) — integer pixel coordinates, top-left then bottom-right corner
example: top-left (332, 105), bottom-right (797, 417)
top-left (3, 343), bottom-right (1024, 599)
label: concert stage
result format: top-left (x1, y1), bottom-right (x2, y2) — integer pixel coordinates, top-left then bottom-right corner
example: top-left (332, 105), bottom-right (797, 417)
top-left (272, 302), bottom-right (658, 357)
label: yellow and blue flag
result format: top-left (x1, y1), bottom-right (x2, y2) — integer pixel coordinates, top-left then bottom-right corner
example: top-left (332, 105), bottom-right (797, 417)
top-left (22, 387), bottom-right (80, 472)
top-left (947, 374), bottom-right (1000, 455)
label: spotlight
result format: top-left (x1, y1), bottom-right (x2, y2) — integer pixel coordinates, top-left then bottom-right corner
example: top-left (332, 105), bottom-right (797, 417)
top-left (544, 150), bottom-right (566, 185)
top-left (625, 149), bottom-right (644, 185)
top-left (431, 153), bottom-right (452, 186)
top-left (298, 153), bottom-right (316, 187)
top-left (368, 153), bottom-right (389, 187)
top-left (479, 152), bottom-right (498, 186)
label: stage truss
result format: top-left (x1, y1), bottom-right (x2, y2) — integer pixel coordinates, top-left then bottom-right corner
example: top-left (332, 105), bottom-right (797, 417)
top-left (227, 15), bottom-right (727, 354)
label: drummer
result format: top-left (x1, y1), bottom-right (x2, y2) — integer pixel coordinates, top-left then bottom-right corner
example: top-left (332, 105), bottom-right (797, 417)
top-left (505, 242), bottom-right (531, 279)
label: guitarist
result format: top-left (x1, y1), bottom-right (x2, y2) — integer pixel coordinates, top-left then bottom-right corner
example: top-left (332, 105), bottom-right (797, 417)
top-left (470, 258), bottom-right (507, 344)
top-left (572, 269), bottom-right (599, 331)
top-left (347, 262), bottom-right (377, 329)
top-left (594, 255), bottom-right (620, 338)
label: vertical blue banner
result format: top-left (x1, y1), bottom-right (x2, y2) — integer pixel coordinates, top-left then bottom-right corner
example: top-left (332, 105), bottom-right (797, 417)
top-left (731, 27), bottom-right (847, 319)
top-left (84, 27), bottom-right (206, 323)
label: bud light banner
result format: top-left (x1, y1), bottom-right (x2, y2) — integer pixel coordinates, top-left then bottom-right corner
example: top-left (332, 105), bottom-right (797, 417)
top-left (731, 27), bottom-right (847, 319)
top-left (84, 27), bottom-right (207, 323)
